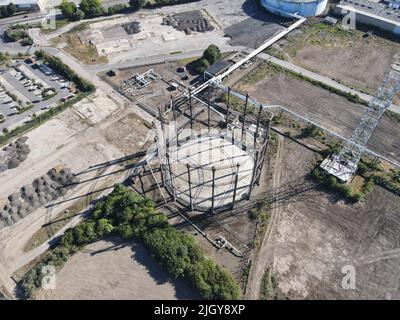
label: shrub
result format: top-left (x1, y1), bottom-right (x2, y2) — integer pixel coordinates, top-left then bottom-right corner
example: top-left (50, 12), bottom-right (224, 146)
top-left (20, 184), bottom-right (241, 300)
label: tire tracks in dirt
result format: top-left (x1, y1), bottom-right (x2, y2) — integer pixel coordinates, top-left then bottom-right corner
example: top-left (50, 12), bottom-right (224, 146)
top-left (245, 135), bottom-right (284, 300)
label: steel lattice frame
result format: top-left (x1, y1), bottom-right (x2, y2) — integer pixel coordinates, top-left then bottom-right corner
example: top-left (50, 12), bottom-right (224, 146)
top-left (156, 87), bottom-right (273, 213)
top-left (321, 68), bottom-right (400, 182)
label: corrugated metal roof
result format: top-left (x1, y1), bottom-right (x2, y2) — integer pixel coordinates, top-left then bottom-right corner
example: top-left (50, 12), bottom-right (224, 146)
top-left (339, 0), bottom-right (400, 23)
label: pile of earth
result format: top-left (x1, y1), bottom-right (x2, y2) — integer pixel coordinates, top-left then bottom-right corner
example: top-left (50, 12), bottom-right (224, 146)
top-left (162, 10), bottom-right (214, 33)
top-left (0, 167), bottom-right (79, 230)
top-left (123, 21), bottom-right (141, 35)
top-left (0, 137), bottom-right (30, 173)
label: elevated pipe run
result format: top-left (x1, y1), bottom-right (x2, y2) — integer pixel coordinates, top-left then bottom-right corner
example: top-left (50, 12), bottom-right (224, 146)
top-left (191, 14), bottom-right (306, 96)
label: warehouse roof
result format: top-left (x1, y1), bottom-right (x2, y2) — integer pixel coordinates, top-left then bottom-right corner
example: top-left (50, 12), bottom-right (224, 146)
top-left (204, 60), bottom-right (233, 77)
top-left (339, 0), bottom-right (400, 23)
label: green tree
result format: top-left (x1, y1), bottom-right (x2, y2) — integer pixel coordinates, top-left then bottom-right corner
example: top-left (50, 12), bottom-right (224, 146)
top-left (96, 218), bottom-right (114, 237)
top-left (129, 0), bottom-right (146, 10)
top-left (187, 259), bottom-right (242, 300)
top-left (6, 3), bottom-right (17, 16)
top-left (0, 52), bottom-right (11, 65)
top-left (118, 223), bottom-right (133, 239)
top-left (202, 44), bottom-right (221, 65)
top-left (79, 0), bottom-right (103, 17)
top-left (0, 6), bottom-right (9, 18)
top-left (195, 58), bottom-right (209, 74)
top-left (59, 0), bottom-right (78, 19)
top-left (73, 8), bottom-right (85, 20)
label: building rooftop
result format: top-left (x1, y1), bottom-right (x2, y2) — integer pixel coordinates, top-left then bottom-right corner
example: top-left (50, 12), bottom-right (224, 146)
top-left (338, 0), bottom-right (400, 23)
top-left (0, 0), bottom-right (39, 5)
top-left (204, 60), bottom-right (233, 77)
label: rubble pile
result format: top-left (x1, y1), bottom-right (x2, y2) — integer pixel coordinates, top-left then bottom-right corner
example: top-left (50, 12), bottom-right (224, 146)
top-left (0, 137), bottom-right (30, 173)
top-left (162, 11), bottom-right (214, 33)
top-left (124, 21), bottom-right (141, 35)
top-left (0, 167), bottom-right (79, 230)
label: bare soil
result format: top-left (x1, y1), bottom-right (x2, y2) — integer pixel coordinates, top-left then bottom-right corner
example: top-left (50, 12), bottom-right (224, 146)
top-left (35, 237), bottom-right (197, 300)
top-left (231, 69), bottom-right (400, 164)
top-left (261, 137), bottom-right (400, 299)
top-left (51, 33), bottom-right (108, 66)
top-left (278, 21), bottom-right (400, 99)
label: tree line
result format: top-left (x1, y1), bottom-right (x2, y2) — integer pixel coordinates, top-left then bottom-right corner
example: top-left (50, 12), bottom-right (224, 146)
top-left (21, 184), bottom-right (241, 300)
top-left (59, 0), bottom-right (200, 21)
top-left (0, 3), bottom-right (17, 19)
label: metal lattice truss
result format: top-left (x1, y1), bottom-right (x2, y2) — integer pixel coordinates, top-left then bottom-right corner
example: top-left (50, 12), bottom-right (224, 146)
top-left (321, 67), bottom-right (400, 182)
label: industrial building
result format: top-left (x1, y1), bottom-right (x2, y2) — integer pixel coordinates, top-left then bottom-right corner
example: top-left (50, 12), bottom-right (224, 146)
top-left (203, 60), bottom-right (233, 81)
top-left (334, 0), bottom-right (400, 35)
top-left (260, 0), bottom-right (328, 17)
top-left (0, 0), bottom-right (44, 12)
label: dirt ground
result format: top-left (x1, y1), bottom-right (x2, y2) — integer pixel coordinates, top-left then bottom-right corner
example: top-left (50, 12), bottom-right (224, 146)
top-left (0, 90), bottom-right (154, 298)
top-left (261, 137), bottom-right (400, 299)
top-left (230, 65), bottom-right (400, 164)
top-left (51, 31), bottom-right (108, 66)
top-left (35, 237), bottom-right (197, 300)
top-left (276, 20), bottom-right (400, 98)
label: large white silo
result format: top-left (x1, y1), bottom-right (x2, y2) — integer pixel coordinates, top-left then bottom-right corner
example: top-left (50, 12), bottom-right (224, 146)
top-left (261, 0), bottom-right (328, 17)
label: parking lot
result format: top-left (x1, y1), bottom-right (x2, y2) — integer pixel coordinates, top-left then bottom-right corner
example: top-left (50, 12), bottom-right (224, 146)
top-left (0, 58), bottom-right (73, 133)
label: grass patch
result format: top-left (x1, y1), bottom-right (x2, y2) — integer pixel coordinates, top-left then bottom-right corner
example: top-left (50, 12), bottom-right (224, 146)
top-left (385, 110), bottom-right (400, 124)
top-left (310, 159), bottom-right (376, 203)
top-left (265, 61), bottom-right (365, 105)
top-left (50, 23), bottom-right (107, 65)
top-left (241, 62), bottom-right (271, 85)
top-left (178, 56), bottom-right (199, 66)
top-left (23, 196), bottom-right (89, 253)
top-left (284, 21), bottom-right (360, 58)
top-left (264, 47), bottom-right (286, 61)
top-left (249, 201), bottom-right (271, 249)
top-left (358, 157), bottom-right (400, 197)
top-left (41, 18), bottom-right (70, 34)
top-left (260, 268), bottom-right (280, 300)
top-left (241, 260), bottom-right (251, 292)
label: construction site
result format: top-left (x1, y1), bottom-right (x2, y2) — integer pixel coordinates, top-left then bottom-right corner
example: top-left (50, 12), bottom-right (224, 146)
top-left (0, 0), bottom-right (400, 302)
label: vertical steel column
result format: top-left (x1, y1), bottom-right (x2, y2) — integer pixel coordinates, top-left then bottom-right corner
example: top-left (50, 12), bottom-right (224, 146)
top-left (155, 136), bottom-right (165, 187)
top-left (207, 85), bottom-right (211, 131)
top-left (166, 153), bottom-right (176, 201)
top-left (241, 94), bottom-right (249, 142)
top-left (172, 96), bottom-right (178, 145)
top-left (211, 166), bottom-right (216, 214)
top-left (189, 88), bottom-right (193, 131)
top-left (232, 163), bottom-right (240, 209)
top-left (248, 150), bottom-right (259, 200)
top-left (254, 104), bottom-right (262, 149)
top-left (186, 163), bottom-right (194, 211)
top-left (226, 87), bottom-right (231, 126)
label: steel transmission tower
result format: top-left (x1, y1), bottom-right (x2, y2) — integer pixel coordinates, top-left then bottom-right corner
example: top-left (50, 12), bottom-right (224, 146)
top-left (321, 63), bottom-right (400, 182)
